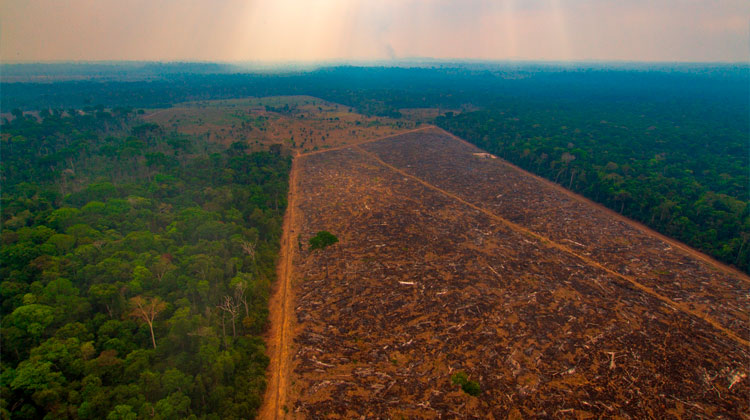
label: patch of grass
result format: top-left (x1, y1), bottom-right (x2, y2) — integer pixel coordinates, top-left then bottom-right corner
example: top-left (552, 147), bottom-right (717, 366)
top-left (451, 371), bottom-right (481, 396)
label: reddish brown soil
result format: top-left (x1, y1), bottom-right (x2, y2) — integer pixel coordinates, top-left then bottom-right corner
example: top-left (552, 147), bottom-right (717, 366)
top-left (143, 96), bottom-right (414, 151)
top-left (259, 153), bottom-right (301, 420)
top-left (287, 128), bottom-right (749, 418)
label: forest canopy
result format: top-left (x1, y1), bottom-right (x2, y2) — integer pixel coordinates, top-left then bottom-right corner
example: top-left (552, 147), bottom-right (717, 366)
top-left (1, 109), bottom-right (290, 419)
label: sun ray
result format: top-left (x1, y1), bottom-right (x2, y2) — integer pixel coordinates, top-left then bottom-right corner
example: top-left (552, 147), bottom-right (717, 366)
top-left (549, 0), bottom-right (572, 61)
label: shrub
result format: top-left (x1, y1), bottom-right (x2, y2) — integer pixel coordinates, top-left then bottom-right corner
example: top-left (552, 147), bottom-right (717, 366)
top-left (451, 371), bottom-right (481, 396)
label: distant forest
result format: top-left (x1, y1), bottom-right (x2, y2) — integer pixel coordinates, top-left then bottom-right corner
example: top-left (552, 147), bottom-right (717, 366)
top-left (1, 110), bottom-right (289, 418)
top-left (3, 63), bottom-right (746, 114)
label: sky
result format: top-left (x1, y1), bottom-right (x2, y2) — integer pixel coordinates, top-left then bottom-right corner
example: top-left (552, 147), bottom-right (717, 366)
top-left (1, 0), bottom-right (748, 63)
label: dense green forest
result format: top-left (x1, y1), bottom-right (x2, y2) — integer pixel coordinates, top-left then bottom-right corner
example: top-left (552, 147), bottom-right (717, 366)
top-left (1, 109), bottom-right (290, 418)
top-left (436, 100), bottom-right (749, 272)
top-left (4, 64), bottom-right (746, 118)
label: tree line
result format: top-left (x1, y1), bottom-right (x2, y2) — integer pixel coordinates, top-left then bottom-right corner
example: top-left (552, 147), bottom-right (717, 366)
top-left (436, 99), bottom-right (749, 272)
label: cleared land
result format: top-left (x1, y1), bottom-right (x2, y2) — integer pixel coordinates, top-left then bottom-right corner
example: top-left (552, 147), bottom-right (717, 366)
top-left (144, 96), bottom-right (414, 152)
top-left (287, 127), bottom-right (749, 418)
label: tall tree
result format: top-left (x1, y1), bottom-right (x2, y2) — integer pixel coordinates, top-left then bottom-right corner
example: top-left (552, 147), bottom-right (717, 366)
top-left (216, 295), bottom-right (240, 338)
top-left (129, 296), bottom-right (166, 349)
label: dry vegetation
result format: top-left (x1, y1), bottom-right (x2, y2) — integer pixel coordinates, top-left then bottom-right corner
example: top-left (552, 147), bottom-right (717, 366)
top-left (397, 108), bottom-right (468, 125)
top-left (144, 96), bottom-right (416, 152)
top-left (287, 127), bottom-right (749, 418)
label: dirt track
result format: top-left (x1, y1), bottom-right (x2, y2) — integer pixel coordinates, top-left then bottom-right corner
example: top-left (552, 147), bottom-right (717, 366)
top-left (299, 126), bottom-right (435, 158)
top-left (259, 153), bottom-right (300, 420)
top-left (283, 128), bottom-right (748, 418)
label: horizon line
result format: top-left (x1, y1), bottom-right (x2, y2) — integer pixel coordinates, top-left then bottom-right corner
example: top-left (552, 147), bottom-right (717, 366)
top-left (2, 58), bottom-right (748, 66)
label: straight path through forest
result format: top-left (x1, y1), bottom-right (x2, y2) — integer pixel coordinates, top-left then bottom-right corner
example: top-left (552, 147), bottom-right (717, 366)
top-left (258, 154), bottom-right (299, 420)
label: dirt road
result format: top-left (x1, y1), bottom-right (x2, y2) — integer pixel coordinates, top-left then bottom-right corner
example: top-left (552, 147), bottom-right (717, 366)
top-left (141, 108), bottom-right (172, 120)
top-left (258, 154), bottom-right (299, 420)
top-left (298, 125), bottom-right (434, 158)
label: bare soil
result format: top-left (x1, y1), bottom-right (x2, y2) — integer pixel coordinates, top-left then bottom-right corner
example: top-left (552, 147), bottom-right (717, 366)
top-left (143, 96), bottom-right (415, 152)
top-left (259, 153), bottom-right (300, 420)
top-left (286, 127), bottom-right (749, 418)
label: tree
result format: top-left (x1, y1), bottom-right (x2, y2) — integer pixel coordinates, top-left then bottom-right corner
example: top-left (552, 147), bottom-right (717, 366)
top-left (89, 284), bottom-right (120, 318)
top-left (308, 231), bottom-right (339, 278)
top-left (233, 280), bottom-right (250, 320)
top-left (240, 240), bottom-right (256, 261)
top-left (150, 257), bottom-right (174, 283)
top-left (128, 296), bottom-right (166, 349)
top-left (217, 295), bottom-right (240, 338)
top-left (309, 231), bottom-right (338, 251)
top-left (106, 405), bottom-right (137, 420)
top-left (7, 304), bottom-right (55, 343)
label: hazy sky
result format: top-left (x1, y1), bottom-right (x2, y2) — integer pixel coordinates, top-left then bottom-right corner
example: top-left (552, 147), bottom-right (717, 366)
top-left (2, 0), bottom-right (748, 62)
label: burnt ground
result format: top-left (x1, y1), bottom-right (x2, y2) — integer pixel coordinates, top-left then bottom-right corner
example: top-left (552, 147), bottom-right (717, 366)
top-left (287, 127), bottom-right (749, 419)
